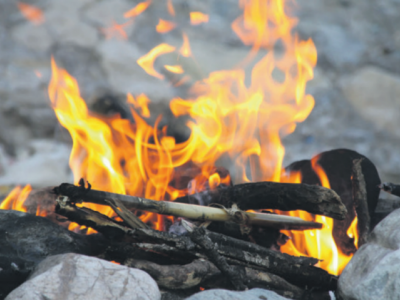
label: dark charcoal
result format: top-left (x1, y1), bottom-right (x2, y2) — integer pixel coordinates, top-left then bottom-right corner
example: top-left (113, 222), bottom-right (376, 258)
top-left (285, 148), bottom-right (381, 255)
top-left (0, 210), bottom-right (107, 299)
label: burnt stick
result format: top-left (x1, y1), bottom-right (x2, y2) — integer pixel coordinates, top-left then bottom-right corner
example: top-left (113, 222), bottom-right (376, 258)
top-left (379, 182), bottom-right (400, 198)
top-left (176, 181), bottom-right (346, 220)
top-left (56, 201), bottom-right (336, 290)
top-left (54, 182), bottom-right (324, 230)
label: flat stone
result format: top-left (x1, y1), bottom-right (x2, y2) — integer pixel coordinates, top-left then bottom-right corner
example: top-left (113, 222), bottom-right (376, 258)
top-left (186, 288), bottom-right (290, 300)
top-left (11, 23), bottom-right (52, 52)
top-left (340, 66), bottom-right (400, 138)
top-left (337, 208), bottom-right (400, 300)
top-left (5, 253), bottom-right (161, 300)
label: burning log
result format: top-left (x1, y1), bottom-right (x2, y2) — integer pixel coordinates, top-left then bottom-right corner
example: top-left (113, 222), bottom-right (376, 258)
top-left (379, 182), bottom-right (400, 198)
top-left (352, 158), bottom-right (370, 246)
top-left (54, 181), bottom-right (323, 230)
top-left (177, 181), bottom-right (346, 220)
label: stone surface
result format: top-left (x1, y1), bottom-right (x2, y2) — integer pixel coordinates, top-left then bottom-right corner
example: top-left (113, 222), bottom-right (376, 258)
top-left (11, 23), bottom-right (52, 52)
top-left (337, 208), bottom-right (400, 300)
top-left (340, 66), bottom-right (400, 138)
top-left (0, 139), bottom-right (72, 187)
top-left (186, 288), bottom-right (289, 300)
top-left (5, 253), bottom-right (161, 300)
top-left (0, 210), bottom-right (106, 299)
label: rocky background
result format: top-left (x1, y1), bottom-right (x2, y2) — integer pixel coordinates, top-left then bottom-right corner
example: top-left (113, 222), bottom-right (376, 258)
top-left (0, 0), bottom-right (399, 198)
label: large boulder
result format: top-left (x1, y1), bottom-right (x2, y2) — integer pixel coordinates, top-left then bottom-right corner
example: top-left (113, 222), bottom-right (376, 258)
top-left (337, 208), bottom-right (400, 300)
top-left (5, 253), bottom-right (160, 300)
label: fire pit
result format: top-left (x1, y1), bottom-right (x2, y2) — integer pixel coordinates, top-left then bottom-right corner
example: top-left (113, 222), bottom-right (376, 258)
top-left (0, 0), bottom-right (399, 299)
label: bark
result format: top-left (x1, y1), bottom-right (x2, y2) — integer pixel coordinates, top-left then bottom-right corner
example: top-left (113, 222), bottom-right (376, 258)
top-left (352, 158), bottom-right (370, 247)
top-left (177, 181), bottom-right (346, 220)
top-left (54, 182), bottom-right (323, 230)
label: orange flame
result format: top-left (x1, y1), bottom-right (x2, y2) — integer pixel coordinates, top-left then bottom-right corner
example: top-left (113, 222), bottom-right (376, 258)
top-left (164, 65), bottom-right (184, 74)
top-left (101, 20), bottom-right (132, 40)
top-left (17, 2), bottom-right (44, 25)
top-left (137, 43), bottom-right (176, 79)
top-left (278, 158), bottom-right (357, 275)
top-left (179, 33), bottom-right (192, 58)
top-left (3, 0), bottom-right (359, 276)
top-left (190, 12), bottom-right (209, 25)
top-left (156, 19), bottom-right (176, 33)
top-left (0, 185), bottom-right (32, 212)
top-left (127, 93), bottom-right (151, 118)
top-left (166, 0), bottom-right (175, 17)
top-left (124, 0), bottom-right (151, 19)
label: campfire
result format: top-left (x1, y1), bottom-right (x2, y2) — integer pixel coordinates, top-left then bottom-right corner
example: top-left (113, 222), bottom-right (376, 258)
top-left (0, 0), bottom-right (391, 299)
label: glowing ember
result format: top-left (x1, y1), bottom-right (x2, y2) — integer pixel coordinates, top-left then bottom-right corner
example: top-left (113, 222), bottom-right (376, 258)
top-left (190, 12), bottom-right (209, 25)
top-left (156, 19), bottom-right (176, 33)
top-left (17, 2), bottom-right (44, 25)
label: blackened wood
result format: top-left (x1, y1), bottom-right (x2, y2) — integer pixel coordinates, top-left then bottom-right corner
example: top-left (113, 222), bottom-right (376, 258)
top-left (126, 258), bottom-right (330, 300)
top-left (205, 230), bottom-right (336, 290)
top-left (189, 226), bottom-right (247, 291)
top-left (55, 196), bottom-right (130, 239)
top-left (54, 182), bottom-right (323, 230)
top-left (379, 182), bottom-right (400, 198)
top-left (177, 182), bottom-right (346, 220)
top-left (286, 148), bottom-right (381, 255)
top-left (125, 258), bottom-right (217, 289)
top-left (352, 158), bottom-right (370, 247)
top-left (105, 198), bottom-right (148, 229)
top-left (55, 200), bottom-right (335, 290)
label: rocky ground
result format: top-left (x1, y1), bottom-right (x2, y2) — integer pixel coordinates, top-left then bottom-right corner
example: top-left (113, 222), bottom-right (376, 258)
top-left (0, 0), bottom-right (399, 192)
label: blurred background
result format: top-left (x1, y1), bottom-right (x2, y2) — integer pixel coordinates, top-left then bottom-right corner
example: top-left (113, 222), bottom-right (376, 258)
top-left (0, 0), bottom-right (399, 200)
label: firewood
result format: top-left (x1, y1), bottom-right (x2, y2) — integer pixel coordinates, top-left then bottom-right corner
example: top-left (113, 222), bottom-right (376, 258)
top-left (352, 158), bottom-right (370, 246)
top-left (176, 181), bottom-right (346, 219)
top-left (126, 258), bottom-right (331, 300)
top-left (379, 182), bottom-right (400, 198)
top-left (182, 220), bottom-right (247, 290)
top-left (55, 199), bottom-right (337, 290)
top-left (54, 181), bottom-right (323, 230)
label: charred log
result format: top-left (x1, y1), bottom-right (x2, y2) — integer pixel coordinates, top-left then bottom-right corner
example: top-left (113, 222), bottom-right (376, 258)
top-left (379, 182), bottom-right (400, 198)
top-left (176, 181), bottom-right (346, 220)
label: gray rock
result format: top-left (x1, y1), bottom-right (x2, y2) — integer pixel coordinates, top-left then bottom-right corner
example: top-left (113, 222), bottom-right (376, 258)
top-left (337, 208), bottom-right (400, 300)
top-left (340, 66), bottom-right (400, 138)
top-left (0, 139), bottom-right (72, 187)
top-left (0, 210), bottom-right (106, 299)
top-left (185, 288), bottom-right (290, 300)
top-left (11, 23), bottom-right (53, 52)
top-left (5, 253), bottom-right (161, 300)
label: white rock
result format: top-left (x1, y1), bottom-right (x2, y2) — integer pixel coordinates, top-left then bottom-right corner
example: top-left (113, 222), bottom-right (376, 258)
top-left (0, 140), bottom-right (72, 187)
top-left (337, 208), bottom-right (400, 300)
top-left (340, 66), bottom-right (400, 138)
top-left (5, 253), bottom-right (161, 300)
top-left (11, 23), bottom-right (53, 52)
top-left (186, 288), bottom-right (290, 300)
